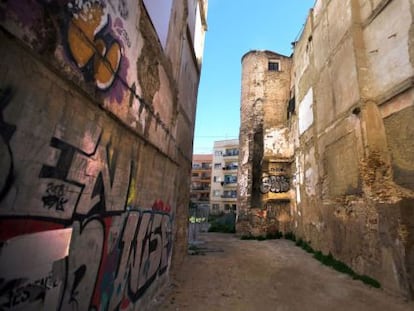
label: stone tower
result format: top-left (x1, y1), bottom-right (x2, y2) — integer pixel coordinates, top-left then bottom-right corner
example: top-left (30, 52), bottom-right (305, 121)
top-left (237, 50), bottom-right (293, 236)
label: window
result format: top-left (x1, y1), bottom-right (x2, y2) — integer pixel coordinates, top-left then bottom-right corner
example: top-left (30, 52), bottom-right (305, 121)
top-left (224, 162), bottom-right (238, 170)
top-left (268, 60), bottom-right (280, 71)
top-left (213, 176), bottom-right (222, 183)
top-left (224, 175), bottom-right (237, 184)
top-left (223, 190), bottom-right (237, 198)
top-left (201, 162), bottom-right (211, 169)
top-left (214, 150), bottom-right (222, 156)
top-left (214, 163), bottom-right (221, 169)
top-left (212, 204), bottom-right (219, 210)
top-left (223, 148), bottom-right (239, 157)
top-left (213, 190), bottom-right (221, 197)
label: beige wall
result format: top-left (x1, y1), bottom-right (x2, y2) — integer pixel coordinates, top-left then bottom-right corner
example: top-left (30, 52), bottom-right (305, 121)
top-left (237, 0), bottom-right (414, 299)
top-left (0, 0), bottom-right (207, 309)
top-left (291, 0), bottom-right (414, 299)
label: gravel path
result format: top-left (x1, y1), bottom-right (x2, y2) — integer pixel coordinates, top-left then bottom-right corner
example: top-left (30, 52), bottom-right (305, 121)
top-left (153, 232), bottom-right (414, 311)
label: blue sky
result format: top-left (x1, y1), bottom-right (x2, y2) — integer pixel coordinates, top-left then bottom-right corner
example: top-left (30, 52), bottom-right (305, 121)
top-left (193, 0), bottom-right (315, 154)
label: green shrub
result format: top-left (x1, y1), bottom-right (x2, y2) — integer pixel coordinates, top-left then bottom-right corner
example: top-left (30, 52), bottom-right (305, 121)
top-left (302, 242), bottom-right (314, 253)
top-left (208, 212), bottom-right (236, 233)
top-left (295, 238), bottom-right (304, 247)
top-left (208, 222), bottom-right (235, 233)
top-left (353, 275), bottom-right (381, 288)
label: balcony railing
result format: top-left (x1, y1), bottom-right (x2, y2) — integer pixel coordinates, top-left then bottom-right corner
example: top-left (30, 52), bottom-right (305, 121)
top-left (222, 166), bottom-right (238, 170)
top-left (221, 194), bottom-right (237, 198)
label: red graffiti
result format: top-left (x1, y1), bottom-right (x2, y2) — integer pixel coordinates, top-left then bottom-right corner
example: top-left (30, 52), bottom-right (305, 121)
top-left (152, 200), bottom-right (171, 213)
top-left (0, 219), bottom-right (64, 241)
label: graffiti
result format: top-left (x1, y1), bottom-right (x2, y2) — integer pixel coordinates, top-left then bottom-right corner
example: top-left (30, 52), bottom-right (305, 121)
top-left (105, 210), bottom-right (172, 309)
top-left (39, 131), bottom-right (132, 218)
top-left (0, 276), bottom-right (60, 310)
top-left (2, 1), bottom-right (132, 100)
top-left (152, 199), bottom-right (171, 213)
top-left (260, 175), bottom-right (290, 194)
top-left (42, 183), bottom-right (68, 211)
top-left (0, 228), bottom-right (72, 310)
top-left (0, 120), bottom-right (169, 310)
top-left (118, 0), bottom-right (129, 19)
top-left (115, 21), bottom-right (131, 48)
top-left (66, 1), bottom-right (123, 90)
top-left (0, 209), bottom-right (172, 310)
top-left (0, 87), bottom-right (16, 201)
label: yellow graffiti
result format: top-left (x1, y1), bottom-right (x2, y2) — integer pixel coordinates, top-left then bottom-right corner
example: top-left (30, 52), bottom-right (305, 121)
top-left (67, 3), bottom-right (121, 90)
top-left (126, 174), bottom-right (137, 207)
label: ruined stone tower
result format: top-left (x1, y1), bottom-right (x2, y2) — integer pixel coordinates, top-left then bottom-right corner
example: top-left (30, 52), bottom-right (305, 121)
top-left (237, 50), bottom-right (293, 236)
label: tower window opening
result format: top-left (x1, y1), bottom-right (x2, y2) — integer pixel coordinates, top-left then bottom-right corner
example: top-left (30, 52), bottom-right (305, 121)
top-left (268, 60), bottom-right (280, 71)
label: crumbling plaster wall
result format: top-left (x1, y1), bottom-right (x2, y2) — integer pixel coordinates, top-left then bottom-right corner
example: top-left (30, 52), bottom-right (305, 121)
top-left (0, 0), bottom-right (206, 309)
top-left (237, 51), bottom-right (293, 235)
top-left (291, 0), bottom-right (414, 299)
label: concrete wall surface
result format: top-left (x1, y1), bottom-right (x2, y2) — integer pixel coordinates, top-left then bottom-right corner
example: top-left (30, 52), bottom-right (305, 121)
top-left (0, 0), bottom-right (206, 309)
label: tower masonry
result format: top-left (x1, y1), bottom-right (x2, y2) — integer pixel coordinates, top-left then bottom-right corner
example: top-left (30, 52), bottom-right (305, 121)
top-left (237, 50), bottom-right (293, 236)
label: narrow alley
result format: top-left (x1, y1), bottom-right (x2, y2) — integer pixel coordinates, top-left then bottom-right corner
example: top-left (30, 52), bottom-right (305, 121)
top-left (154, 233), bottom-right (414, 311)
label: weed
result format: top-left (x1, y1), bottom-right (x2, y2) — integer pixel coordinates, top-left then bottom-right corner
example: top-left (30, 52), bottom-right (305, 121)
top-left (241, 231), bottom-right (283, 241)
top-left (309, 249), bottom-right (381, 288)
top-left (301, 241), bottom-right (314, 253)
top-left (295, 238), bottom-right (304, 247)
top-left (266, 231), bottom-right (283, 239)
top-left (240, 235), bottom-right (256, 240)
top-left (353, 275), bottom-right (381, 288)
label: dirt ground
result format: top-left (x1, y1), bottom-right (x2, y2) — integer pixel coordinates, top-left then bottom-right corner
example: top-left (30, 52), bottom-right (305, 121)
top-left (152, 232), bottom-right (414, 311)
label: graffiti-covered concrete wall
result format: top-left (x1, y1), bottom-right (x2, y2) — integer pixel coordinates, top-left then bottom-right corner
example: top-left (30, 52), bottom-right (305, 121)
top-left (0, 0), bottom-right (207, 309)
top-left (237, 0), bottom-right (414, 300)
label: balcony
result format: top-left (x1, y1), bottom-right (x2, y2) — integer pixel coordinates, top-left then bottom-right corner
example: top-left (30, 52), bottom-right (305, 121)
top-left (198, 197), bottom-right (210, 202)
top-left (222, 166), bottom-right (238, 171)
top-left (221, 194), bottom-right (237, 198)
top-left (192, 163), bottom-right (212, 170)
top-left (221, 190), bottom-right (237, 199)
top-left (223, 148), bottom-right (239, 157)
top-left (191, 186), bottom-right (210, 191)
top-left (221, 181), bottom-right (237, 188)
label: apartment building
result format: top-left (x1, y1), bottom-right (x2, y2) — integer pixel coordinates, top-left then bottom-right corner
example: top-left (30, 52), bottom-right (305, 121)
top-left (190, 154), bottom-right (213, 208)
top-left (210, 139), bottom-right (239, 214)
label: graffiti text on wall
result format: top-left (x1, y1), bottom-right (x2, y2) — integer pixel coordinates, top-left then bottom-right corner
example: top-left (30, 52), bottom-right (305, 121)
top-left (0, 210), bottom-right (172, 310)
top-left (260, 175), bottom-right (290, 194)
top-left (0, 113), bottom-right (173, 310)
top-left (0, 87), bottom-right (16, 201)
